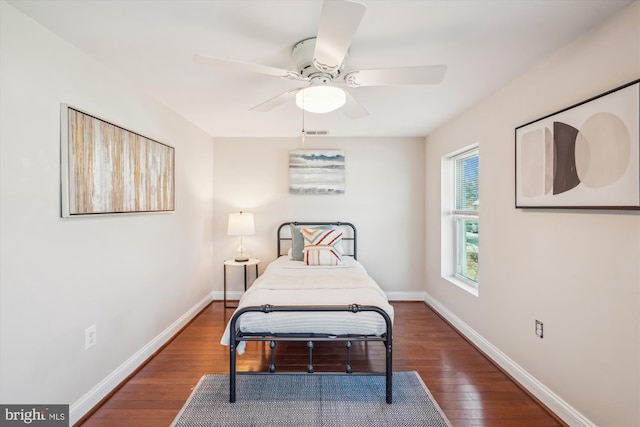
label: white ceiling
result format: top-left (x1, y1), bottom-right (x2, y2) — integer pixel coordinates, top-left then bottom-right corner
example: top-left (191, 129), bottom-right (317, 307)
top-left (7, 0), bottom-right (633, 138)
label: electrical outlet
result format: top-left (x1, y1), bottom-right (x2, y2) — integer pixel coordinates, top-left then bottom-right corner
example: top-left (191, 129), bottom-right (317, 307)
top-left (85, 324), bottom-right (97, 350)
top-left (535, 320), bottom-right (544, 339)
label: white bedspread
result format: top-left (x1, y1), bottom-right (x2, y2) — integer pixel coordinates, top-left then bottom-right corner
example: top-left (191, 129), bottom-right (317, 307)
top-left (221, 256), bottom-right (394, 353)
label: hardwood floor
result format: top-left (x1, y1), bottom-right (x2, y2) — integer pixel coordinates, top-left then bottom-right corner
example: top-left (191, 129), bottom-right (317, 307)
top-left (77, 301), bottom-right (565, 427)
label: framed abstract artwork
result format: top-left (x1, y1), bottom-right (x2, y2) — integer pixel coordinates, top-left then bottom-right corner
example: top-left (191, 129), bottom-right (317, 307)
top-left (289, 150), bottom-right (345, 195)
top-left (515, 80), bottom-right (640, 209)
top-left (60, 104), bottom-right (175, 217)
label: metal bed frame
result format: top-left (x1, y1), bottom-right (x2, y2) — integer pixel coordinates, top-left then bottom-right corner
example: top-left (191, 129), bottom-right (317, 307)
top-left (228, 222), bottom-right (393, 403)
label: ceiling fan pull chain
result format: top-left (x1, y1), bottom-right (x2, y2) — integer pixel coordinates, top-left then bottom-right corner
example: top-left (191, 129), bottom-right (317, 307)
top-left (301, 91), bottom-right (306, 143)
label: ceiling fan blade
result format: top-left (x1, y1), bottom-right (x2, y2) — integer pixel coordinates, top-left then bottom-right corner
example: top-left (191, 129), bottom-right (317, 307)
top-left (344, 65), bottom-right (448, 87)
top-left (194, 54), bottom-right (300, 80)
top-left (341, 89), bottom-right (369, 119)
top-left (250, 88), bottom-right (302, 112)
top-left (313, 0), bottom-right (366, 73)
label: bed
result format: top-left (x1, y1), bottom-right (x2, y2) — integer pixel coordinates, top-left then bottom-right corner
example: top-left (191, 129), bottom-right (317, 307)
top-left (220, 222), bottom-right (395, 403)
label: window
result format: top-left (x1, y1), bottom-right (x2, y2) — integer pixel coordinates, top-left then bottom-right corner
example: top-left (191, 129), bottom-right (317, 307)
top-left (441, 145), bottom-right (479, 293)
top-left (453, 150), bottom-right (479, 283)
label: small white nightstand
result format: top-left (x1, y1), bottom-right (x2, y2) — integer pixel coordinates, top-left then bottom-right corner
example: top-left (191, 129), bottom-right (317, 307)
top-left (223, 258), bottom-right (261, 308)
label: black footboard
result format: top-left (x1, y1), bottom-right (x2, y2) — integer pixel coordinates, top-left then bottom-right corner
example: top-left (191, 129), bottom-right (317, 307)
top-left (228, 304), bottom-right (393, 404)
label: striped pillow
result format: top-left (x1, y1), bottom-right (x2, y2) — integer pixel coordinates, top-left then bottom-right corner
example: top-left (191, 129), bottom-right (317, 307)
top-left (301, 227), bottom-right (343, 266)
top-left (290, 224), bottom-right (332, 261)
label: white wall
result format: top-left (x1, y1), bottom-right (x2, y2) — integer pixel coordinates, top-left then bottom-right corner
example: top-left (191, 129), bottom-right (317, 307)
top-left (0, 2), bottom-right (215, 423)
top-left (425, 2), bottom-right (639, 426)
top-left (212, 137), bottom-right (425, 300)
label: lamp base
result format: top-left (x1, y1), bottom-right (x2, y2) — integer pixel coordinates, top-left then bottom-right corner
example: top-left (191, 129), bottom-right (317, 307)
top-left (233, 243), bottom-right (251, 263)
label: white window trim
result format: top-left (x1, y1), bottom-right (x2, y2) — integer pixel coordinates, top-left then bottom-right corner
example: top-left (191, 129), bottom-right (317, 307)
top-left (445, 274), bottom-right (479, 297)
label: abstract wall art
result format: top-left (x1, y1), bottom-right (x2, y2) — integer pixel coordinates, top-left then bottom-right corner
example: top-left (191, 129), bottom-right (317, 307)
top-left (289, 150), bottom-right (345, 195)
top-left (515, 80), bottom-right (639, 209)
top-left (61, 104), bottom-right (175, 217)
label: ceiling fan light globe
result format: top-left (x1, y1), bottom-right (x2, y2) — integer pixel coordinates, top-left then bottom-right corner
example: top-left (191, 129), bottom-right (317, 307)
top-left (296, 86), bottom-right (346, 114)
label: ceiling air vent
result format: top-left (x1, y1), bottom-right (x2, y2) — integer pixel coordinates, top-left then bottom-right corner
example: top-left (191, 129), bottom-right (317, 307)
top-left (305, 130), bottom-right (329, 136)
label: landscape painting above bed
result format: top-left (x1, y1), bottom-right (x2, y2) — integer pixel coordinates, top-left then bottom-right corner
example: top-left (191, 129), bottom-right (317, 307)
top-left (289, 150), bottom-right (345, 195)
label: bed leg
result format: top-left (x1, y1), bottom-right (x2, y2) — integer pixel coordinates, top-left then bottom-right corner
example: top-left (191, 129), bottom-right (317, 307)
top-left (307, 341), bottom-right (314, 373)
top-left (386, 339), bottom-right (392, 404)
top-left (269, 340), bottom-right (276, 373)
top-left (229, 342), bottom-right (237, 403)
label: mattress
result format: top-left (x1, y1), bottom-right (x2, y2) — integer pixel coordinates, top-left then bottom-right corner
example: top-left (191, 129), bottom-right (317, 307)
top-left (221, 256), bottom-right (394, 352)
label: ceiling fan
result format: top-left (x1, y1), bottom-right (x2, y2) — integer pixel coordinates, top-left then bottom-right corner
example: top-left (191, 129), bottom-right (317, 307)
top-left (194, 0), bottom-right (447, 118)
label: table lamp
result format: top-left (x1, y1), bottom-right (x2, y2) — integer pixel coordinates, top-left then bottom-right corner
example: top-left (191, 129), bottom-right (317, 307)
top-left (227, 211), bottom-right (255, 262)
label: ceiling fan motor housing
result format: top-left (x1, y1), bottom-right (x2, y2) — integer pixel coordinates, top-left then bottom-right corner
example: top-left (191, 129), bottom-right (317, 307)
top-left (292, 38), bottom-right (345, 81)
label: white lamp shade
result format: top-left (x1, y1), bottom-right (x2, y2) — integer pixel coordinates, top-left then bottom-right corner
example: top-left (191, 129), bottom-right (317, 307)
top-left (296, 85), bottom-right (346, 114)
top-left (227, 212), bottom-right (255, 236)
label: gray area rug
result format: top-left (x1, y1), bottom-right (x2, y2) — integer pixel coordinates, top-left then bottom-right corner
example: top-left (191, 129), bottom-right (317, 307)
top-left (171, 371), bottom-right (452, 426)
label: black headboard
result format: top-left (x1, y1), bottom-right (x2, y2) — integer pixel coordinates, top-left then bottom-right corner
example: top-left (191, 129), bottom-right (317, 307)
top-left (277, 222), bottom-right (357, 260)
